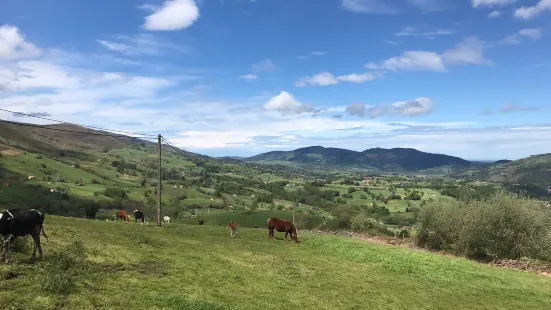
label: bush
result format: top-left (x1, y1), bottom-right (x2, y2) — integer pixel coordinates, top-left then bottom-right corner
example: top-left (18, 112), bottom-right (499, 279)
top-left (351, 213), bottom-right (395, 236)
top-left (416, 192), bottom-right (551, 261)
top-left (347, 187), bottom-right (356, 194)
top-left (40, 163), bottom-right (47, 168)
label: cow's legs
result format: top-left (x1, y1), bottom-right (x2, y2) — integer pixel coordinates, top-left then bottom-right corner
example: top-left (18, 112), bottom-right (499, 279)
top-left (31, 229), bottom-right (42, 261)
top-left (2, 234), bottom-right (14, 264)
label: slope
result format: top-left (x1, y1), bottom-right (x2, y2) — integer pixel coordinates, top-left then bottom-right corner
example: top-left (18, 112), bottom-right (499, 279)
top-left (1, 215), bottom-right (550, 310)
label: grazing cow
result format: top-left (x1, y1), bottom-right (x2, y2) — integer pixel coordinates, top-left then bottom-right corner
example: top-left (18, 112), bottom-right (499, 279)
top-left (115, 210), bottom-right (129, 222)
top-left (227, 221), bottom-right (239, 238)
top-left (133, 210), bottom-right (145, 224)
top-left (0, 209), bottom-right (48, 263)
top-left (163, 216), bottom-right (171, 223)
top-left (267, 217), bottom-right (299, 243)
top-left (85, 206), bottom-right (97, 220)
top-left (199, 219), bottom-right (205, 225)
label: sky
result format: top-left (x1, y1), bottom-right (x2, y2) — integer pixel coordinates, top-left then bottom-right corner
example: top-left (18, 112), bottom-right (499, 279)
top-left (0, 0), bottom-right (550, 160)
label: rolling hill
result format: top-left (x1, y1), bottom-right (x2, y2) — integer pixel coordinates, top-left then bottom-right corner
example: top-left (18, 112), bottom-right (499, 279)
top-left (245, 146), bottom-right (472, 172)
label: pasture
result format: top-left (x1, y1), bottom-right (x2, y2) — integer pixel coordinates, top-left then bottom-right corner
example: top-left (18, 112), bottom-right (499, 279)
top-left (1, 215), bottom-right (551, 310)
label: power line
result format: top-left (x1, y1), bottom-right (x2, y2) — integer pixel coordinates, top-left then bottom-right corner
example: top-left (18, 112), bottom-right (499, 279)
top-left (0, 108), bottom-right (157, 138)
top-left (0, 119), bottom-right (149, 138)
top-left (161, 137), bottom-right (208, 168)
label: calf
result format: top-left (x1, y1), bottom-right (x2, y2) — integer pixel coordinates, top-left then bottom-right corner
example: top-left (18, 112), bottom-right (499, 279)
top-left (115, 210), bottom-right (129, 222)
top-left (0, 209), bottom-right (48, 263)
top-left (227, 221), bottom-right (239, 238)
top-left (133, 210), bottom-right (145, 224)
top-left (85, 207), bottom-right (97, 220)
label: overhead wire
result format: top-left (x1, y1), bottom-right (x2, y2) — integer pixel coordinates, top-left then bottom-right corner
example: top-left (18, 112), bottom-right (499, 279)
top-left (0, 108), bottom-right (158, 138)
top-left (161, 137), bottom-right (209, 168)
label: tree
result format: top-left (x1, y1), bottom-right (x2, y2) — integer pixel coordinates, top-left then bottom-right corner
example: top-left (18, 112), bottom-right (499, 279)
top-left (250, 199), bottom-right (259, 211)
top-left (348, 187), bottom-right (356, 194)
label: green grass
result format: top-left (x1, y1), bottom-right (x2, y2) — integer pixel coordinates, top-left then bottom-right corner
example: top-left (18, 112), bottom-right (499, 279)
top-left (179, 210), bottom-right (323, 228)
top-left (1, 215), bottom-right (551, 309)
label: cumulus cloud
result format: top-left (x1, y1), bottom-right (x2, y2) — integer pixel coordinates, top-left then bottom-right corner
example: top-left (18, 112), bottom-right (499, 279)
top-left (366, 37), bottom-right (491, 74)
top-left (0, 25), bottom-right (42, 61)
top-left (488, 10), bottom-right (502, 17)
top-left (441, 37), bottom-right (492, 66)
top-left (251, 59), bottom-right (277, 73)
top-left (263, 91), bottom-right (315, 115)
top-left (499, 28), bottom-right (543, 45)
top-left (366, 51), bottom-right (446, 72)
top-left (240, 74), bottom-right (258, 81)
top-left (514, 0), bottom-right (551, 20)
top-left (143, 0), bottom-right (200, 31)
top-left (296, 72), bottom-right (377, 87)
top-left (472, 0), bottom-right (516, 8)
top-left (295, 73), bottom-right (338, 87)
top-left (346, 98), bottom-right (435, 118)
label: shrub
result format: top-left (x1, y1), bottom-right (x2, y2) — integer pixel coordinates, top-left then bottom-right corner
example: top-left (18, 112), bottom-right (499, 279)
top-left (40, 163), bottom-right (47, 168)
top-left (347, 187), bottom-right (356, 194)
top-left (416, 192), bottom-right (551, 261)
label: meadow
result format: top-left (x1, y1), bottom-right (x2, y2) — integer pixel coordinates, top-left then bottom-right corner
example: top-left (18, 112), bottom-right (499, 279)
top-left (1, 215), bottom-right (551, 310)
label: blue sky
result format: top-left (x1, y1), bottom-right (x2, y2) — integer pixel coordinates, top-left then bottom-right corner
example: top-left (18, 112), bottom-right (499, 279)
top-left (0, 0), bottom-right (550, 160)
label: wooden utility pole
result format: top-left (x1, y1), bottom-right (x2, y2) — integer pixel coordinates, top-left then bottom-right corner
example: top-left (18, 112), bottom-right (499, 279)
top-left (293, 197), bottom-right (296, 224)
top-left (157, 134), bottom-right (162, 227)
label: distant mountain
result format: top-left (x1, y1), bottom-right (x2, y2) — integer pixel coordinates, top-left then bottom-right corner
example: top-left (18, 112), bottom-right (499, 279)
top-left (479, 154), bottom-right (551, 185)
top-left (245, 146), bottom-right (472, 172)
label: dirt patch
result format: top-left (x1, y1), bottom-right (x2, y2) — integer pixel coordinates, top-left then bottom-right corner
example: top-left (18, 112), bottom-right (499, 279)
top-left (489, 259), bottom-right (551, 277)
top-left (0, 148), bottom-right (21, 156)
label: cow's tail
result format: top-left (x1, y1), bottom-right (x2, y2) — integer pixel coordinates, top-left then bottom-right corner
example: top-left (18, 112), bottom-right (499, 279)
top-left (41, 225), bottom-right (49, 241)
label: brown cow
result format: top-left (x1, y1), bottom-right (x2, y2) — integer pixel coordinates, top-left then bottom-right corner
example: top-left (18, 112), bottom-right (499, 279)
top-left (227, 221), bottom-right (239, 238)
top-left (267, 217), bottom-right (299, 243)
top-left (115, 210), bottom-right (129, 222)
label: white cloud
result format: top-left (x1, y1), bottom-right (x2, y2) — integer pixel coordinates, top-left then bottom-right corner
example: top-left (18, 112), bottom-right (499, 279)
top-left (341, 0), bottom-right (397, 14)
top-left (240, 74), bottom-right (258, 81)
top-left (514, 0), bottom-right (551, 20)
top-left (336, 73), bottom-right (376, 83)
top-left (251, 59), bottom-right (277, 73)
top-left (441, 37), bottom-right (492, 66)
top-left (0, 25), bottom-right (42, 61)
top-left (395, 26), bottom-right (455, 37)
top-left (263, 91), bottom-right (315, 115)
top-left (143, 0), bottom-right (200, 31)
top-left (295, 72), bottom-right (376, 87)
top-left (346, 98), bottom-right (435, 118)
top-left (97, 34), bottom-right (186, 56)
top-left (366, 51), bottom-right (446, 71)
top-left (312, 51), bottom-right (327, 56)
top-left (472, 0), bottom-right (516, 8)
top-left (295, 72), bottom-right (339, 87)
top-left (488, 10), bottom-right (502, 17)
top-left (499, 28), bottom-right (543, 45)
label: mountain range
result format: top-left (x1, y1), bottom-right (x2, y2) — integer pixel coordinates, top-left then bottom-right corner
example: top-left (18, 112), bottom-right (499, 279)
top-left (244, 146), bottom-right (473, 172)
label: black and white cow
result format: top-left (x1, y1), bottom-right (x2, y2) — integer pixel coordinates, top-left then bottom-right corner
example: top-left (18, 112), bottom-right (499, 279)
top-left (133, 210), bottom-right (145, 224)
top-left (0, 209), bottom-right (48, 263)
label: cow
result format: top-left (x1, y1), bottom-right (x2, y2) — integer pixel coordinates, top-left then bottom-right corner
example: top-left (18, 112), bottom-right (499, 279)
top-left (115, 210), bottom-right (129, 222)
top-left (85, 206), bottom-right (97, 220)
top-left (199, 219), bottom-right (205, 225)
top-left (0, 209), bottom-right (48, 263)
top-left (163, 216), bottom-right (171, 223)
top-left (267, 217), bottom-right (299, 243)
top-left (227, 221), bottom-right (239, 238)
top-left (133, 210), bottom-right (145, 224)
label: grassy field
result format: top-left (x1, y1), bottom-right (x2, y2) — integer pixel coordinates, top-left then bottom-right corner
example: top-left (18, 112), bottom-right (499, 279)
top-left (1, 215), bottom-right (551, 310)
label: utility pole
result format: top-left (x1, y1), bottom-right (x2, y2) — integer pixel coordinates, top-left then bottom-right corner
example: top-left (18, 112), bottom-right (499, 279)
top-left (157, 134), bottom-right (162, 227)
top-left (293, 197), bottom-right (296, 224)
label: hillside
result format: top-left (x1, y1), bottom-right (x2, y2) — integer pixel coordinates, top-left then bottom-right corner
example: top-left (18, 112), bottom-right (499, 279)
top-left (1, 215), bottom-right (550, 309)
top-left (246, 146), bottom-right (472, 172)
